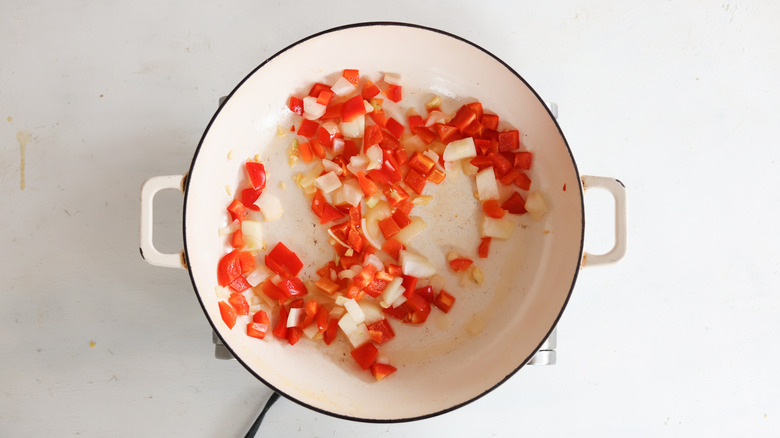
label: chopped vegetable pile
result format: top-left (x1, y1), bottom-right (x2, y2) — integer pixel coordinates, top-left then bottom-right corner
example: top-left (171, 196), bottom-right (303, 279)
top-left (215, 69), bottom-right (547, 381)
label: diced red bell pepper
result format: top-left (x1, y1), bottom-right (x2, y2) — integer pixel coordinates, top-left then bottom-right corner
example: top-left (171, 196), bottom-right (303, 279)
top-left (265, 242), bottom-right (304, 277)
top-left (433, 123), bottom-right (460, 143)
top-left (499, 168), bottom-right (521, 186)
top-left (393, 148), bottom-right (409, 167)
top-left (342, 95), bottom-right (367, 122)
top-left (315, 277), bottom-right (340, 295)
top-left (401, 275), bottom-right (418, 299)
top-left (515, 172), bottom-right (532, 191)
top-left (462, 119), bottom-right (483, 138)
top-left (404, 168), bottom-right (427, 195)
top-left (321, 101), bottom-right (343, 120)
top-left (385, 117), bottom-right (405, 140)
top-left (299, 300), bottom-right (319, 328)
top-left (342, 69), bottom-right (359, 86)
top-left (247, 310), bottom-right (269, 339)
top-left (498, 130), bottom-right (521, 151)
top-left (478, 237), bottom-right (492, 258)
top-left (288, 96), bottom-right (304, 115)
top-left (383, 184), bottom-right (409, 207)
top-left (218, 301), bottom-right (237, 329)
top-left (501, 192), bottom-right (527, 214)
top-left (217, 250), bottom-right (242, 287)
top-left (352, 264), bottom-right (378, 289)
top-left (362, 80), bottom-right (381, 99)
top-left (277, 277), bottom-right (308, 298)
top-left (298, 141), bottom-right (314, 162)
top-left (241, 187), bottom-right (262, 211)
top-left (228, 275), bottom-right (252, 293)
top-left (315, 306), bottom-right (329, 332)
top-left (383, 303), bottom-right (409, 321)
top-left (415, 285), bottom-right (435, 303)
top-left (363, 278), bottom-right (388, 298)
top-left (407, 152), bottom-right (435, 176)
top-left (297, 119), bottom-right (319, 138)
top-left (316, 89), bottom-right (333, 106)
top-left (396, 199), bottom-right (414, 216)
top-left (514, 151), bottom-right (533, 170)
top-left (287, 327), bottom-right (303, 345)
top-left (381, 238), bottom-right (404, 261)
top-left (449, 258), bottom-right (473, 272)
top-left (408, 114), bottom-right (424, 130)
top-left (228, 292), bottom-right (249, 316)
top-left (386, 264), bottom-right (403, 277)
top-left (450, 105), bottom-right (477, 132)
top-left (426, 168), bottom-right (446, 184)
top-left (488, 152), bottom-right (513, 177)
top-left (273, 306), bottom-right (288, 339)
top-left (481, 113), bottom-right (499, 130)
top-left (231, 229), bottom-right (243, 248)
top-left (347, 227), bottom-right (364, 253)
top-left (323, 318), bottom-right (339, 345)
top-left (384, 84), bottom-right (402, 103)
top-left (370, 363), bottom-right (397, 381)
top-left (474, 138), bottom-right (491, 156)
top-left (412, 126), bottom-right (437, 144)
top-left (356, 171), bottom-right (378, 197)
top-left (381, 150), bottom-right (403, 182)
top-left (367, 319), bottom-right (395, 345)
top-left (482, 199), bottom-right (506, 218)
top-left (261, 280), bottom-right (287, 302)
top-left (317, 126), bottom-right (334, 149)
top-left (406, 292), bottom-right (431, 324)
top-left (364, 125), bottom-right (383, 148)
top-left (466, 102), bottom-right (483, 121)
top-left (227, 199), bottom-right (247, 222)
top-left (391, 210), bottom-right (412, 228)
top-left (310, 138), bottom-right (325, 159)
top-left (351, 342), bottom-right (379, 370)
top-left (369, 107), bottom-right (388, 127)
top-left (238, 251), bottom-right (256, 274)
top-left (434, 290), bottom-right (456, 313)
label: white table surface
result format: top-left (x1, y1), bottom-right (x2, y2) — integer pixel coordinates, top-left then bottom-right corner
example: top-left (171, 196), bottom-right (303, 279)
top-left (2, 1), bottom-right (779, 436)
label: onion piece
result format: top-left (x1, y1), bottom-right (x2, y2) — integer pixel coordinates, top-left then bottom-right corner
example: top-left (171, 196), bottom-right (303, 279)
top-left (315, 171), bottom-right (342, 194)
top-left (475, 167), bottom-right (499, 200)
top-left (358, 301), bottom-right (384, 325)
top-left (442, 137), bottom-right (477, 162)
top-left (340, 178), bottom-right (362, 207)
top-left (331, 76), bottom-right (356, 97)
top-left (255, 193), bottom-right (283, 221)
top-left (299, 163), bottom-right (324, 188)
top-left (364, 254), bottom-right (384, 272)
top-left (321, 159), bottom-right (343, 175)
top-left (525, 191), bottom-right (548, 221)
top-left (379, 277), bottom-right (405, 308)
top-left (287, 308), bottom-right (304, 328)
top-left (218, 219), bottom-right (241, 236)
top-left (332, 138), bottom-right (345, 155)
top-left (321, 121), bottom-right (340, 135)
top-left (302, 96), bottom-right (326, 120)
top-left (365, 145), bottom-right (383, 171)
top-left (394, 217), bottom-right (426, 245)
top-left (327, 228), bottom-right (350, 249)
top-left (346, 154), bottom-right (369, 175)
top-left (363, 99), bottom-right (374, 114)
top-left (481, 216), bottom-right (515, 240)
top-left (302, 323), bottom-right (320, 339)
top-left (347, 323), bottom-right (370, 348)
top-left (339, 114), bottom-right (364, 138)
top-left (338, 312), bottom-right (358, 334)
top-left (391, 295), bottom-right (407, 309)
top-left (338, 264), bottom-right (362, 280)
top-left (246, 266), bottom-right (269, 287)
top-left (399, 249), bottom-right (436, 278)
top-left (344, 298), bottom-right (365, 325)
top-left (383, 72), bottom-right (402, 85)
top-left (361, 218), bottom-right (382, 249)
top-left (425, 110), bottom-right (448, 127)
top-left (241, 220), bottom-right (264, 251)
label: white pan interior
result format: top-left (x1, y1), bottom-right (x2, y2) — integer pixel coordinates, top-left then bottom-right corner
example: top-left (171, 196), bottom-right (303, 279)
top-left (184, 23), bottom-right (583, 421)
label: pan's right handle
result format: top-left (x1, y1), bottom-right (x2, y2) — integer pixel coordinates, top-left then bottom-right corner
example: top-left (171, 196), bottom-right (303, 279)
top-left (581, 176), bottom-right (627, 267)
top-left (140, 175), bottom-right (187, 269)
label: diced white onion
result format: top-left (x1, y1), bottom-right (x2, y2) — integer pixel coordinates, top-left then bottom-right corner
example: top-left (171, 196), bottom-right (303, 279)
top-left (315, 171), bottom-right (342, 194)
top-left (332, 138), bottom-right (345, 155)
top-left (442, 137), bottom-right (477, 162)
top-left (399, 249), bottom-right (436, 278)
top-left (302, 323), bottom-right (320, 339)
top-left (215, 286), bottom-right (229, 300)
top-left (331, 76), bottom-right (356, 97)
top-left (241, 220), bottom-right (264, 251)
top-left (361, 218), bottom-right (382, 249)
top-left (347, 323), bottom-right (370, 348)
top-left (321, 121), bottom-right (340, 135)
top-left (334, 294), bottom-right (349, 306)
top-left (525, 191), bottom-right (548, 221)
top-left (300, 163), bottom-right (325, 188)
top-left (255, 193), bottom-right (283, 221)
top-left (246, 266), bottom-right (269, 287)
top-left (379, 277), bottom-right (405, 308)
top-left (425, 110), bottom-right (448, 127)
top-left (302, 96), bottom-right (326, 120)
top-left (383, 72), bottom-right (402, 85)
top-left (462, 159), bottom-right (479, 177)
top-left (321, 159), bottom-right (343, 175)
top-left (338, 265), bottom-right (361, 280)
top-left (476, 167), bottom-right (499, 200)
top-left (363, 99), bottom-right (374, 114)
top-left (329, 306), bottom-right (346, 319)
top-left (366, 195), bottom-right (380, 209)
top-left (341, 178), bottom-right (363, 207)
top-left (287, 308), bottom-right (304, 328)
top-left (339, 115), bottom-right (364, 138)
top-left (358, 301), bottom-right (384, 325)
top-left (344, 298), bottom-right (365, 325)
top-left (394, 217), bottom-right (426, 245)
top-left (481, 216), bottom-right (515, 240)
top-left (364, 253), bottom-right (384, 272)
top-left (338, 312), bottom-right (359, 335)
top-left (429, 274), bottom-right (446, 291)
top-left (391, 295), bottom-right (407, 309)
top-left (347, 154), bottom-right (369, 175)
top-left (219, 219), bottom-right (241, 236)
top-left (365, 145), bottom-right (383, 171)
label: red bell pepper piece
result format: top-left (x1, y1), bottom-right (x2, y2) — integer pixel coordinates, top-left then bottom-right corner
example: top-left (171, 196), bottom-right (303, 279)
top-left (381, 238), bottom-right (404, 261)
top-left (407, 152), bottom-right (436, 176)
top-left (482, 199), bottom-right (506, 218)
top-left (403, 168), bottom-right (427, 195)
top-left (228, 275), bottom-right (252, 293)
top-left (515, 172), bottom-right (532, 191)
top-left (247, 310), bottom-right (269, 339)
top-left (378, 216), bottom-right (401, 239)
top-left (314, 277), bottom-right (340, 295)
top-left (245, 162), bottom-right (267, 190)
top-left (277, 277), bottom-right (308, 298)
top-left (315, 306), bottom-right (330, 332)
top-left (265, 242), bottom-right (303, 277)
top-left (370, 363), bottom-right (397, 381)
top-left (227, 199), bottom-right (247, 222)
top-left (434, 290), bottom-right (456, 313)
top-left (231, 229), bottom-right (243, 248)
top-left (481, 113), bottom-right (499, 130)
top-left (272, 306), bottom-right (288, 339)
top-left (414, 285), bottom-right (435, 303)
top-left (288, 96), bottom-right (304, 115)
top-left (432, 123), bottom-right (460, 143)
top-left (351, 342), bottom-right (379, 370)
top-left (228, 292), bottom-right (249, 315)
top-left (241, 187), bottom-right (262, 211)
top-left (217, 250), bottom-right (242, 287)
top-left (501, 192), bottom-right (527, 214)
top-left (287, 327), bottom-right (303, 345)
top-left (514, 151), bottom-right (533, 170)
top-left (362, 80), bottom-right (381, 99)
top-left (297, 119), bottom-right (319, 138)
top-left (299, 300), bottom-right (319, 328)
top-left (367, 319), bottom-right (395, 345)
top-left (449, 258), bottom-right (473, 272)
top-left (449, 105), bottom-right (477, 132)
top-left (218, 301), bottom-right (237, 329)
top-left (478, 237), bottom-right (492, 258)
top-left (391, 210), bottom-right (412, 228)
top-left (383, 84), bottom-right (402, 103)
top-left (342, 95), bottom-right (367, 122)
top-left (385, 117), bottom-right (405, 140)
top-left (323, 318), bottom-right (339, 345)
top-left (498, 130), bottom-right (521, 151)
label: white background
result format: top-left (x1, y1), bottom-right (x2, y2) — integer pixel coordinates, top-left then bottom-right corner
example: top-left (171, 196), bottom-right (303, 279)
top-left (2, 1), bottom-right (779, 436)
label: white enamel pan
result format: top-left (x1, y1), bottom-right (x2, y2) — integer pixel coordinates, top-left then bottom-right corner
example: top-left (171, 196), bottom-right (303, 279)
top-left (139, 22), bottom-right (626, 422)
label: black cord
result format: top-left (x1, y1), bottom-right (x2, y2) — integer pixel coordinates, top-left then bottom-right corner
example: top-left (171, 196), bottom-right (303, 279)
top-left (244, 392), bottom-right (281, 438)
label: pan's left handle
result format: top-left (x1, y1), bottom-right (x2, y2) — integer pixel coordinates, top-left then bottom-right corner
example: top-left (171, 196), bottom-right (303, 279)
top-left (140, 175), bottom-right (187, 269)
top-left (581, 176), bottom-right (627, 267)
